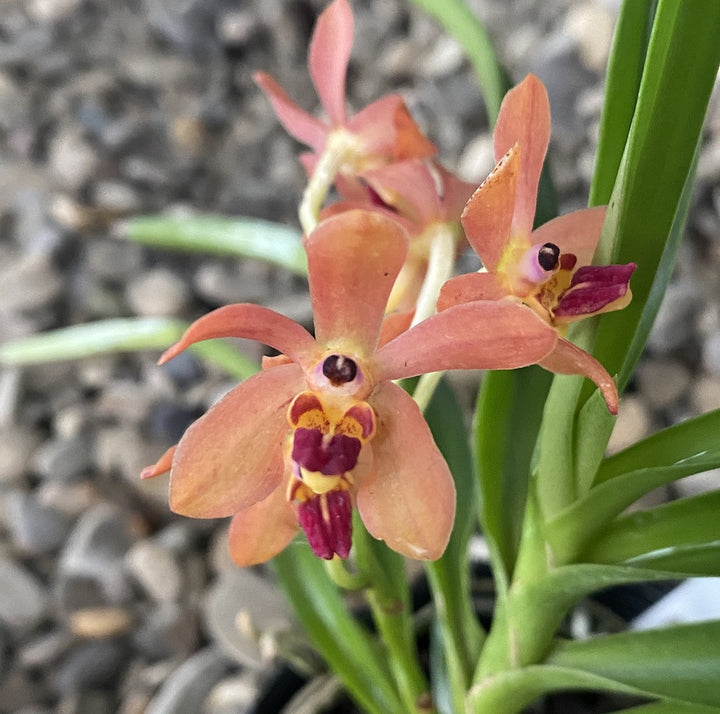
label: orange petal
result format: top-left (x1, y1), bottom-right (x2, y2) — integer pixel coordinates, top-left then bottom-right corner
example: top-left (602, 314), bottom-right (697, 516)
top-left (494, 74), bottom-right (550, 238)
top-left (159, 303), bottom-right (318, 370)
top-left (539, 338), bottom-right (618, 414)
top-left (437, 272), bottom-right (511, 311)
top-left (374, 300), bottom-right (557, 381)
top-left (378, 310), bottom-right (414, 347)
top-left (140, 445), bottom-right (177, 480)
top-left (306, 209), bottom-right (409, 354)
top-left (170, 363), bottom-right (304, 518)
top-left (309, 0), bottom-right (353, 127)
top-left (531, 206), bottom-right (607, 267)
top-left (357, 381), bottom-right (455, 560)
top-left (461, 145), bottom-right (520, 271)
top-left (140, 445), bottom-right (177, 479)
top-left (254, 71), bottom-right (328, 153)
top-left (350, 95), bottom-right (436, 162)
top-left (227, 484), bottom-right (298, 566)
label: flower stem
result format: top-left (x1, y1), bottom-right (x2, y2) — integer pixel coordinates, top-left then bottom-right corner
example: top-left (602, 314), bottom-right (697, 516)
top-left (410, 224), bottom-right (458, 413)
top-left (299, 131), bottom-right (355, 235)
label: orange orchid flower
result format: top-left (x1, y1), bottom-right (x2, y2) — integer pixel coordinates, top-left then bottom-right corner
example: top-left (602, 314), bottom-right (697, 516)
top-left (143, 210), bottom-right (558, 566)
top-left (253, 0), bottom-right (435, 179)
top-left (438, 75), bottom-right (636, 414)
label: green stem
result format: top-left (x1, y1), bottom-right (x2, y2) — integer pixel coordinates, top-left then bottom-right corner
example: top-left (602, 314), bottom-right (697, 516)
top-left (352, 518), bottom-right (433, 713)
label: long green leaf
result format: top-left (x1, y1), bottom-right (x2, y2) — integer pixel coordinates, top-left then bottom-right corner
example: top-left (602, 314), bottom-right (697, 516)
top-left (547, 451), bottom-right (720, 564)
top-left (474, 367), bottom-right (553, 581)
top-left (583, 490), bottom-right (720, 565)
top-left (425, 378), bottom-right (484, 706)
top-left (619, 702), bottom-right (720, 714)
top-left (0, 317), bottom-right (257, 381)
top-left (596, 409), bottom-right (720, 484)
top-left (272, 543), bottom-right (403, 714)
top-left (123, 215), bottom-right (307, 276)
top-left (625, 541), bottom-right (720, 577)
top-left (590, 1), bottom-right (720, 388)
top-left (546, 620), bottom-right (720, 707)
top-left (589, 0), bottom-right (654, 206)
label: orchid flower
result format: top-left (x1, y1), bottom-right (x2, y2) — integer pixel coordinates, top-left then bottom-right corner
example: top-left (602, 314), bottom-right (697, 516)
top-left (333, 159), bottom-right (477, 320)
top-left (254, 0), bottom-right (435, 234)
top-left (438, 75), bottom-right (636, 414)
top-left (142, 209), bottom-right (558, 566)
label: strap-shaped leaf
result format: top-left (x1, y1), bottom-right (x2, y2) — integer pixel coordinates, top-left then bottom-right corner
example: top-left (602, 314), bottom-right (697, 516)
top-left (272, 543), bottom-right (403, 714)
top-left (625, 542), bottom-right (720, 577)
top-left (583, 489), bottom-right (720, 566)
top-left (0, 317), bottom-right (257, 380)
top-left (123, 215), bottom-right (307, 276)
top-left (546, 620), bottom-right (720, 707)
top-left (596, 409), bottom-right (720, 484)
top-left (547, 451), bottom-right (720, 564)
top-left (589, 1), bottom-right (720, 389)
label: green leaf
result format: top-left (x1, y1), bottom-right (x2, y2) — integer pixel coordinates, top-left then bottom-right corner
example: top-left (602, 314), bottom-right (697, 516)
top-left (589, 0), bottom-right (654, 206)
top-left (547, 450), bottom-right (720, 565)
top-left (469, 664), bottom-right (649, 714)
top-left (473, 367), bottom-right (553, 581)
top-left (424, 378), bottom-right (484, 705)
top-left (273, 543), bottom-right (403, 714)
top-left (0, 317), bottom-right (258, 381)
top-left (547, 620), bottom-right (720, 707)
top-left (123, 215), bottom-right (307, 276)
top-left (583, 490), bottom-right (720, 566)
top-left (596, 409), bottom-right (720, 484)
top-left (618, 702), bottom-right (720, 714)
top-left (625, 541), bottom-right (720, 577)
top-left (590, 1), bottom-right (720, 389)
top-left (573, 388), bottom-right (617, 495)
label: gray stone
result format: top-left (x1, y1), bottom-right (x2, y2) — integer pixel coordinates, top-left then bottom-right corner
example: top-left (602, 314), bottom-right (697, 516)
top-left (145, 647), bottom-right (228, 714)
top-left (606, 396), bottom-right (653, 455)
top-left (18, 629), bottom-right (73, 669)
top-left (58, 503), bottom-right (134, 608)
top-left (635, 360), bottom-right (691, 411)
top-left (690, 375), bottom-right (720, 414)
top-left (0, 557), bottom-right (49, 633)
top-left (48, 127), bottom-right (99, 191)
top-left (0, 425), bottom-right (42, 484)
top-left (126, 268), bottom-right (191, 318)
top-left (124, 539), bottom-right (182, 602)
top-left (205, 673), bottom-right (260, 714)
top-left (85, 240), bottom-right (144, 283)
top-left (203, 568), bottom-right (294, 668)
top-left (133, 602), bottom-right (199, 659)
top-left (4, 489), bottom-right (72, 553)
top-left (702, 333), bottom-right (720, 375)
top-left (647, 280), bottom-right (705, 354)
top-left (52, 641), bottom-right (128, 694)
top-left (31, 434), bottom-right (93, 481)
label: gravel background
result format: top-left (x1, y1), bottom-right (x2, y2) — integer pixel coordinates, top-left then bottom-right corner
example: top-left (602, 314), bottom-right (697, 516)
top-left (0, 1), bottom-right (719, 712)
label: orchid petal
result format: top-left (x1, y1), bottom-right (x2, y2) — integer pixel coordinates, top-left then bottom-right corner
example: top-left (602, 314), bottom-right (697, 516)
top-left (140, 445), bottom-right (176, 480)
top-left (378, 311), bottom-right (414, 347)
top-left (530, 206), bottom-right (607, 266)
top-left (494, 74), bottom-right (550, 237)
top-left (357, 381), bottom-right (455, 560)
top-left (227, 484), bottom-right (298, 566)
top-left (434, 162), bottom-right (478, 222)
top-left (436, 272), bottom-right (511, 311)
top-left (309, 0), bottom-right (353, 127)
top-left (461, 145), bottom-right (520, 271)
top-left (307, 209), bottom-right (408, 354)
top-left (169, 364), bottom-right (304, 518)
top-left (159, 303), bottom-right (318, 370)
top-left (555, 263), bottom-right (636, 321)
top-left (363, 159), bottom-right (441, 225)
top-left (350, 95), bottom-right (436, 161)
top-left (375, 300), bottom-right (557, 381)
top-left (538, 338), bottom-right (619, 414)
top-left (254, 71), bottom-right (328, 153)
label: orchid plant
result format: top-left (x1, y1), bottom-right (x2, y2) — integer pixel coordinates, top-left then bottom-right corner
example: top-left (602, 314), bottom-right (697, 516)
top-left (3, 1), bottom-right (720, 713)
